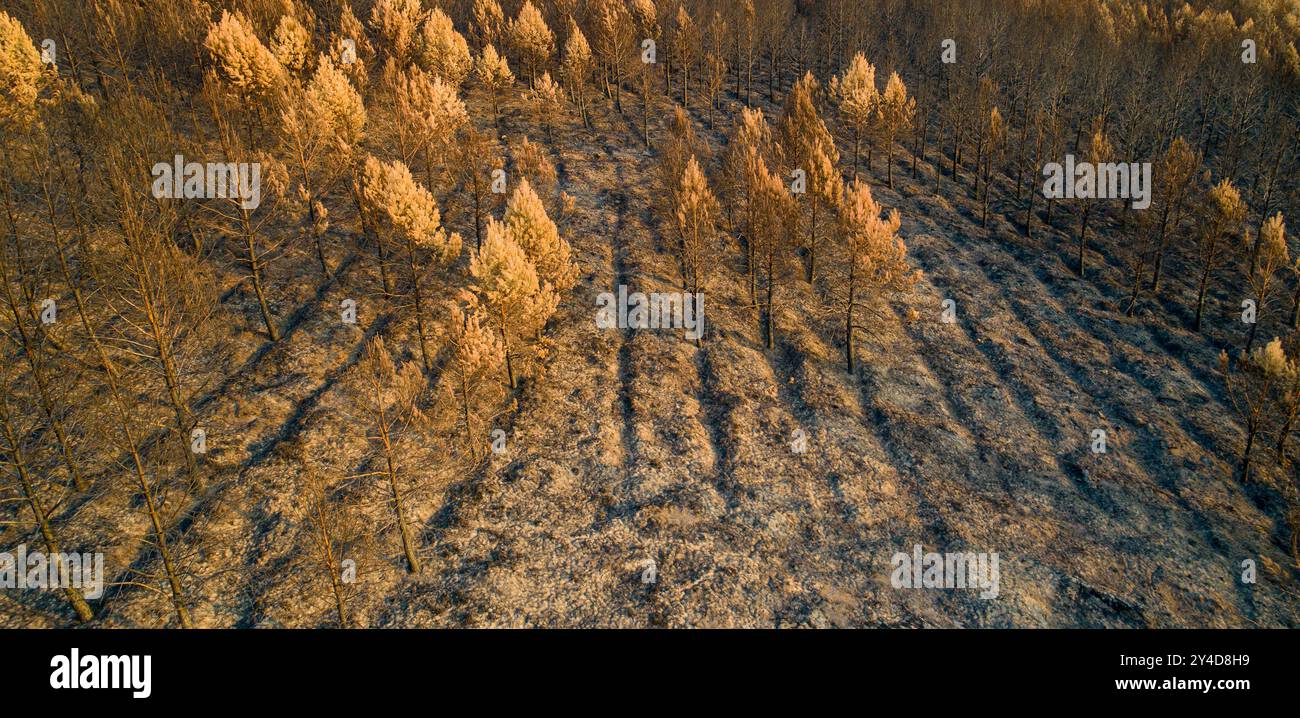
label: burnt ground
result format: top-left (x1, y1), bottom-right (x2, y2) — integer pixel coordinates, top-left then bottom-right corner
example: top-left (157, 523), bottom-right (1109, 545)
top-left (4, 77), bottom-right (1296, 629)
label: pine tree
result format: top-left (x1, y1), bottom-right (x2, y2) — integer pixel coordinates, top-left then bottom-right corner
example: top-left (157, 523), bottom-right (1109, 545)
top-left (0, 370), bottom-right (94, 622)
top-left (528, 70), bottom-right (563, 141)
top-left (1245, 213), bottom-right (1287, 352)
top-left (1221, 338), bottom-right (1291, 481)
top-left (348, 335), bottom-right (428, 573)
top-left (418, 8), bottom-right (473, 87)
top-left (270, 14), bottom-right (312, 77)
top-left (204, 10), bottom-right (287, 104)
top-left (804, 136), bottom-right (842, 283)
top-left (837, 178), bottom-right (918, 372)
top-left (472, 0), bottom-right (505, 49)
top-left (446, 299), bottom-right (503, 460)
top-left (470, 218), bottom-right (560, 389)
top-left (0, 11), bottom-right (44, 131)
top-left (592, 0), bottom-right (634, 112)
top-left (744, 148), bottom-right (795, 350)
top-left (368, 0), bottom-right (423, 68)
top-left (503, 177), bottom-right (577, 292)
top-left (476, 43), bottom-right (515, 122)
top-left (725, 107), bottom-right (775, 302)
top-left (1076, 128), bottom-right (1113, 278)
top-left (395, 65), bottom-right (468, 188)
top-left (830, 53), bottom-right (877, 178)
top-left (1146, 136), bottom-right (1199, 297)
top-left (561, 18), bottom-right (593, 127)
top-left (1192, 178), bottom-right (1246, 331)
top-left (674, 155), bottom-right (719, 345)
top-left (669, 6), bottom-right (698, 109)
top-left (454, 125), bottom-right (504, 251)
top-left (876, 71), bottom-right (915, 189)
top-left (510, 0), bottom-right (554, 86)
top-left (281, 54), bottom-right (367, 277)
top-left (361, 155), bottom-right (462, 374)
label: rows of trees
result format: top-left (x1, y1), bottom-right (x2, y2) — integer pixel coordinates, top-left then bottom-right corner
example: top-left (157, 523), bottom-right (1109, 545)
top-left (0, 0), bottom-right (579, 626)
top-left (2, 0), bottom-right (1298, 624)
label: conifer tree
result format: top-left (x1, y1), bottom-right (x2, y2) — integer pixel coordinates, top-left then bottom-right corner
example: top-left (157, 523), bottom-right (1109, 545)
top-left (0, 11), bottom-right (45, 131)
top-left (674, 155), bottom-right (718, 345)
top-left (1245, 213), bottom-right (1287, 352)
top-left (418, 8), bottom-right (473, 87)
top-left (361, 155), bottom-right (462, 374)
top-left (511, 0), bottom-right (554, 86)
top-left (395, 65), bottom-right (468, 188)
top-left (369, 0), bottom-right (423, 68)
top-left (454, 125), bottom-right (504, 251)
top-left (561, 18), bottom-right (593, 127)
top-left (831, 53), bottom-right (877, 178)
top-left (204, 10), bottom-right (287, 106)
top-left (446, 299), bottom-right (503, 460)
top-left (476, 43), bottom-right (515, 122)
top-left (668, 6), bottom-right (698, 109)
top-left (472, 0), bottom-right (505, 49)
top-left (528, 71), bottom-right (563, 141)
top-left (282, 54), bottom-right (367, 277)
top-left (0, 370), bottom-right (94, 622)
top-left (470, 218), bottom-right (560, 389)
top-left (270, 14), bottom-right (312, 77)
top-left (1147, 137), bottom-right (1201, 293)
top-left (1192, 178), bottom-right (1246, 331)
top-left (804, 136), bottom-right (842, 283)
top-left (348, 335), bottom-right (428, 573)
top-left (1221, 338), bottom-right (1291, 481)
top-left (1076, 128), bottom-right (1113, 277)
top-left (503, 177), bottom-right (577, 292)
top-left (837, 178), bottom-right (918, 372)
top-left (592, 0), bottom-right (634, 112)
top-left (876, 71), bottom-right (916, 188)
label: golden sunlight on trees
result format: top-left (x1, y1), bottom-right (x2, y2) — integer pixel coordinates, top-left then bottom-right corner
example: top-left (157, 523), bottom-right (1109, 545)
top-left (837, 178), bottom-right (918, 372)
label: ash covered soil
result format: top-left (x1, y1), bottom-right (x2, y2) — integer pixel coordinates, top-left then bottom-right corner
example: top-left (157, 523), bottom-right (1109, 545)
top-left (7, 84), bottom-right (1297, 629)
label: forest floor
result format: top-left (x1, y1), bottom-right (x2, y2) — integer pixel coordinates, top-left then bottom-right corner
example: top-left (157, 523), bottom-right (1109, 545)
top-left (4, 75), bottom-right (1297, 628)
